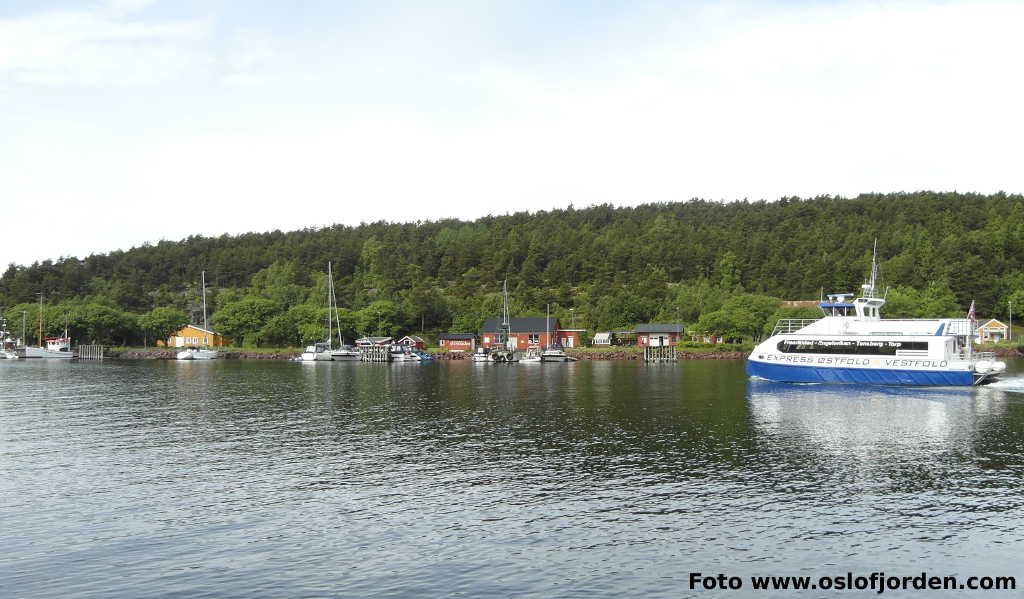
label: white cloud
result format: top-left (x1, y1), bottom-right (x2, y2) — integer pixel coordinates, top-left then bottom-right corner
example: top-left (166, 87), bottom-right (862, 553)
top-left (0, 5), bottom-right (210, 86)
top-left (1, 0), bottom-right (1022, 267)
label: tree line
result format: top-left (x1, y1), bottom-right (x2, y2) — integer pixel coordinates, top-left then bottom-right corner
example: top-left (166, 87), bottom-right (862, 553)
top-left (2, 192), bottom-right (1021, 347)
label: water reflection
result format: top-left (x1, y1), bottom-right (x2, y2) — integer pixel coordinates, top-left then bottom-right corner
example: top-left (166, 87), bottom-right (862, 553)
top-left (4, 358), bottom-right (1024, 599)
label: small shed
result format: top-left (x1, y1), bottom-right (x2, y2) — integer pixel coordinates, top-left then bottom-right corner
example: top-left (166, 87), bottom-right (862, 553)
top-left (438, 333), bottom-right (475, 352)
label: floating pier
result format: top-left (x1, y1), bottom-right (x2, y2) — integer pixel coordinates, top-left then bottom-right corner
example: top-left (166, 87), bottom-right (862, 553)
top-left (644, 346), bottom-right (676, 362)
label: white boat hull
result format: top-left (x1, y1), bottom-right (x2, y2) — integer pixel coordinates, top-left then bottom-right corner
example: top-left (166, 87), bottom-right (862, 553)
top-left (23, 347), bottom-right (74, 359)
top-left (300, 352), bottom-right (332, 361)
top-left (176, 349), bottom-right (219, 360)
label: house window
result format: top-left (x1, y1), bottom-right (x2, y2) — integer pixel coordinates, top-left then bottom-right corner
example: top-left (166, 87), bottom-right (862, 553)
top-left (483, 336), bottom-right (490, 344)
top-left (529, 334), bottom-right (539, 344)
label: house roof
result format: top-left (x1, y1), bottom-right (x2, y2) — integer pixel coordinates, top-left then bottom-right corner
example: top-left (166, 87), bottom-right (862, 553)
top-left (479, 317), bottom-right (560, 334)
top-left (634, 323), bottom-right (684, 334)
top-left (355, 336), bottom-right (392, 343)
top-left (977, 319), bottom-right (1007, 329)
top-left (179, 325), bottom-right (217, 335)
top-left (439, 333), bottom-right (475, 340)
top-left (399, 335), bottom-right (425, 343)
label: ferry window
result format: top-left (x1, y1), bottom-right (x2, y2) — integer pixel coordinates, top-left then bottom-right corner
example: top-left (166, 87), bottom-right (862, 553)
top-left (778, 340), bottom-right (928, 355)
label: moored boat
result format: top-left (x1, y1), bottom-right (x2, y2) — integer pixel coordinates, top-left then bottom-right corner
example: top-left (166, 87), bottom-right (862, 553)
top-left (329, 346), bottom-right (360, 361)
top-left (747, 246), bottom-right (1005, 386)
top-left (0, 317), bottom-right (20, 359)
top-left (300, 342), bottom-right (333, 362)
top-left (176, 347), bottom-right (219, 360)
top-left (176, 271), bottom-right (219, 361)
top-left (540, 344), bottom-right (577, 362)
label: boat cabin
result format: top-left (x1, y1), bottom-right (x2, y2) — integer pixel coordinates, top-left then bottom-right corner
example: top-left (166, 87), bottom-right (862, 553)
top-left (818, 292), bottom-right (884, 319)
top-left (818, 293), bottom-right (855, 316)
top-left (45, 337), bottom-right (71, 352)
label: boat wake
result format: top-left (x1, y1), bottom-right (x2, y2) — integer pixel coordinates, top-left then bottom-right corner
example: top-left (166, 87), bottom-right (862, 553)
top-left (981, 376), bottom-right (1024, 393)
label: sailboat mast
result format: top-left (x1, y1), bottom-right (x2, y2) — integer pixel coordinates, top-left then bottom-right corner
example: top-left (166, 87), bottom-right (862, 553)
top-left (501, 278), bottom-right (510, 348)
top-left (201, 271), bottom-right (208, 334)
top-left (37, 293), bottom-right (43, 346)
top-left (327, 261), bottom-right (336, 348)
top-left (546, 303), bottom-right (550, 348)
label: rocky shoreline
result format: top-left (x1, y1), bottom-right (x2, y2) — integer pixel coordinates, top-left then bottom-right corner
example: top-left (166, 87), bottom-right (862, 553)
top-left (106, 348), bottom-right (750, 361)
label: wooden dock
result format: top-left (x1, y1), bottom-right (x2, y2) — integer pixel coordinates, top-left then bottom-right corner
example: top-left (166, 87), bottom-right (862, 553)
top-left (78, 345), bottom-right (104, 360)
top-left (360, 346), bottom-right (392, 362)
top-left (643, 346), bottom-right (676, 362)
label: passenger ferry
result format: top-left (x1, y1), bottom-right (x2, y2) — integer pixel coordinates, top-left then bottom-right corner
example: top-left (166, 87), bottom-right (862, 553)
top-left (747, 256), bottom-right (1005, 386)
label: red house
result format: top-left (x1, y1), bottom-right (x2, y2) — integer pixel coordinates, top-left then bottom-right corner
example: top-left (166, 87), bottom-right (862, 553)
top-left (478, 317), bottom-right (581, 350)
top-left (398, 335), bottom-right (425, 350)
top-left (438, 333), bottom-right (475, 352)
top-left (634, 324), bottom-right (684, 347)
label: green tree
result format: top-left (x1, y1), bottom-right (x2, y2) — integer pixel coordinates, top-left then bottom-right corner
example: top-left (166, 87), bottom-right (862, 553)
top-left (138, 307), bottom-right (190, 347)
top-left (357, 300), bottom-right (403, 337)
top-left (696, 293), bottom-right (780, 342)
top-left (211, 298), bottom-right (279, 347)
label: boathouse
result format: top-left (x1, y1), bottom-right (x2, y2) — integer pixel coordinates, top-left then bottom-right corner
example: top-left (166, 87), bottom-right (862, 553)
top-left (438, 333), bottom-right (475, 352)
top-left (478, 317), bottom-right (581, 350)
top-left (397, 335), bottom-right (426, 350)
top-left (634, 324), bottom-right (684, 347)
top-left (161, 325), bottom-right (231, 348)
top-left (975, 319), bottom-right (1009, 343)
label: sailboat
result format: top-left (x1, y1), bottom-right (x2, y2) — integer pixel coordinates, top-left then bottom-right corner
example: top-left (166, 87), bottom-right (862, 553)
top-left (23, 296), bottom-right (74, 359)
top-left (301, 262), bottom-right (359, 362)
top-left (1, 316), bottom-right (21, 359)
top-left (176, 271), bottom-right (219, 360)
top-left (539, 304), bottom-right (576, 362)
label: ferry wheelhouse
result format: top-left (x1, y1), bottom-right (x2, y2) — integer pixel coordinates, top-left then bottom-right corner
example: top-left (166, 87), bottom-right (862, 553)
top-left (747, 264), bottom-right (1005, 386)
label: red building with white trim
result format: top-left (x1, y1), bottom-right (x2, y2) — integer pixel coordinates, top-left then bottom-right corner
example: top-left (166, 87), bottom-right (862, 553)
top-left (438, 333), bottom-right (475, 351)
top-left (478, 317), bottom-right (581, 350)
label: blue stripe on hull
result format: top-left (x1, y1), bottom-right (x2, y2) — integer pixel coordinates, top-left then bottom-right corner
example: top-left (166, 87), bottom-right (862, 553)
top-left (746, 360), bottom-right (974, 386)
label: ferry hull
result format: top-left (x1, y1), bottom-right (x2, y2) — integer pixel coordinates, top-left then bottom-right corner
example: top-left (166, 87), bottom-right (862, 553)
top-left (746, 360), bottom-right (975, 386)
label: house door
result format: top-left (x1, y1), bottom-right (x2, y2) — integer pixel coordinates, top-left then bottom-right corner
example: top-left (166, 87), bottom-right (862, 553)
top-left (655, 335), bottom-right (666, 347)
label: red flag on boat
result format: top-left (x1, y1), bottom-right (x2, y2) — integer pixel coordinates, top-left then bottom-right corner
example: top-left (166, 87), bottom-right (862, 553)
top-left (968, 300), bottom-right (976, 321)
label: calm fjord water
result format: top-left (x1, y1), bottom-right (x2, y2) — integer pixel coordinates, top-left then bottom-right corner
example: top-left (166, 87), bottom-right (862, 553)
top-left (2, 358), bottom-right (1023, 598)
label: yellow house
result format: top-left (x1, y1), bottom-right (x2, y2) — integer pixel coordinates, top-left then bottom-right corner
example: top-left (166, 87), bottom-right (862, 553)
top-left (159, 325), bottom-right (232, 348)
top-left (975, 319), bottom-right (1009, 344)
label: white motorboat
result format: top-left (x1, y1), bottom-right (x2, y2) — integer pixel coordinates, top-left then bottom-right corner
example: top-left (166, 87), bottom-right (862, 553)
top-left (747, 243), bottom-right (1006, 386)
top-left (300, 342), bottom-right (333, 362)
top-left (330, 346), bottom-right (360, 361)
top-left (540, 345), bottom-right (577, 362)
top-left (176, 348), bottom-right (219, 360)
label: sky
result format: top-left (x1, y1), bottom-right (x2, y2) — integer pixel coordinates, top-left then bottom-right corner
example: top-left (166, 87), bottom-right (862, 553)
top-left (2, 0), bottom-right (1023, 267)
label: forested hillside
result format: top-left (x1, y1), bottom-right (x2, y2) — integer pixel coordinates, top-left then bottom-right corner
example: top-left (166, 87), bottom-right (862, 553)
top-left (2, 192), bottom-right (1022, 346)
